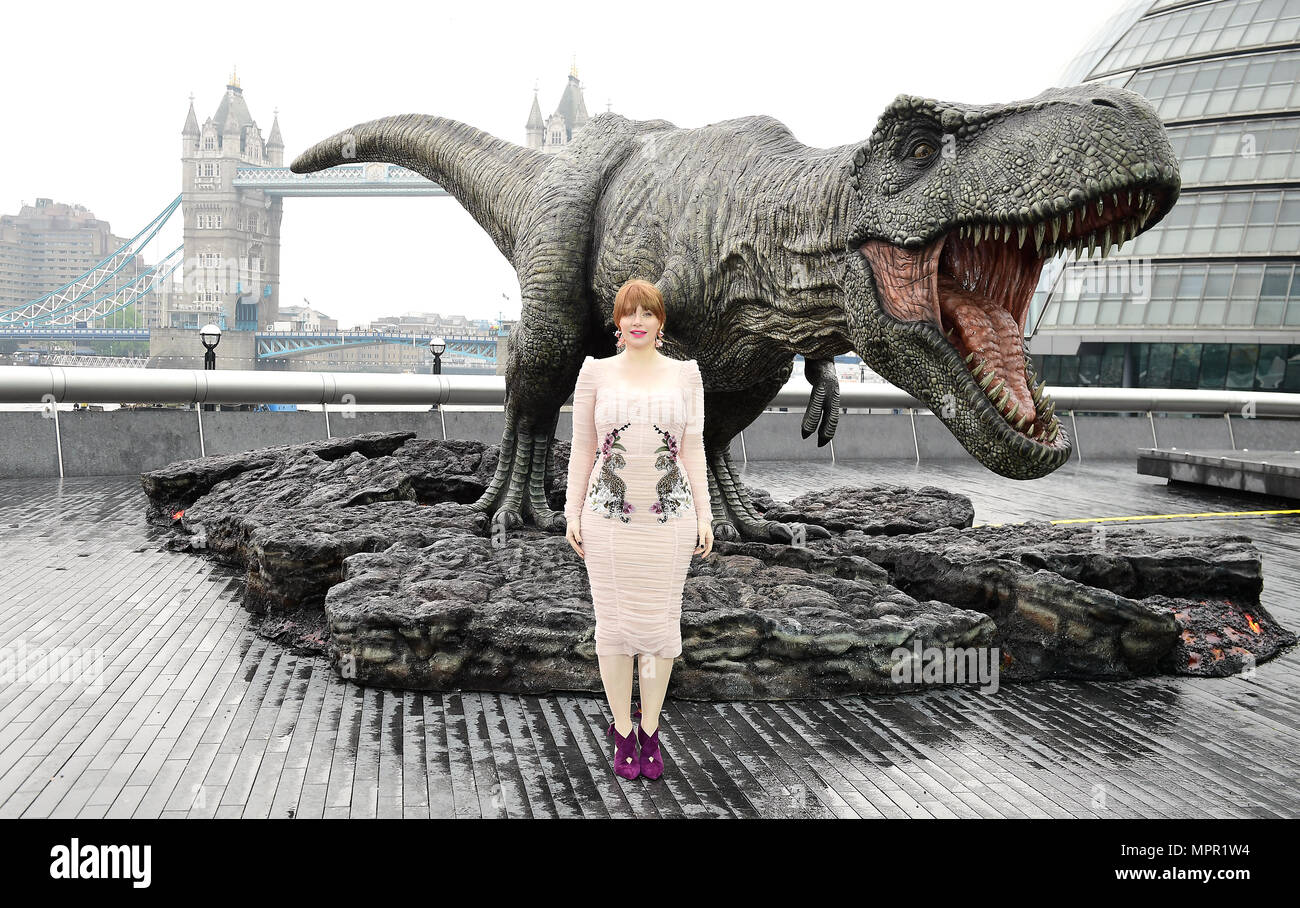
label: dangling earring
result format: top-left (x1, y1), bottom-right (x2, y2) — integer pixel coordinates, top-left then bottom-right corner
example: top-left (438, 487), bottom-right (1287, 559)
top-left (655, 328), bottom-right (665, 349)
top-left (614, 328), bottom-right (625, 350)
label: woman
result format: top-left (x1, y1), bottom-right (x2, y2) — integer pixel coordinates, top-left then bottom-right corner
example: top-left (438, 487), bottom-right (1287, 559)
top-left (564, 278), bottom-right (713, 781)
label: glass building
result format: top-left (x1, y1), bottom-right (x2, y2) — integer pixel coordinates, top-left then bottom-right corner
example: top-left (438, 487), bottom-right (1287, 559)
top-left (1029, 0), bottom-right (1300, 392)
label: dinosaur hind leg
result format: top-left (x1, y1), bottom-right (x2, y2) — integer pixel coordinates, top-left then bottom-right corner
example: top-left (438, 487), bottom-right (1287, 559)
top-left (470, 316), bottom-right (583, 534)
top-left (471, 411), bottom-right (565, 533)
top-left (700, 367), bottom-right (832, 544)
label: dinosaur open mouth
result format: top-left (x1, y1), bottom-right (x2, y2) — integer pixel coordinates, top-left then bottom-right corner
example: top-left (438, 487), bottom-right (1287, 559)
top-left (859, 187), bottom-right (1166, 447)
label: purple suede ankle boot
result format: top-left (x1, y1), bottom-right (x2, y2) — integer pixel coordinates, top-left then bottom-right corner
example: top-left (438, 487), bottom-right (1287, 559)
top-left (606, 720), bottom-right (640, 780)
top-left (637, 721), bottom-right (664, 780)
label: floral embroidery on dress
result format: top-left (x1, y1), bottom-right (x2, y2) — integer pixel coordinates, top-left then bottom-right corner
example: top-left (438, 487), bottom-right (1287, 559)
top-left (650, 423), bottom-right (693, 522)
top-left (587, 422), bottom-right (634, 522)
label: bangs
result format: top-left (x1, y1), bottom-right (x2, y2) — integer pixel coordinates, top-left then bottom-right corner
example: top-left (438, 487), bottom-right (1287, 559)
top-left (612, 279), bottom-right (666, 324)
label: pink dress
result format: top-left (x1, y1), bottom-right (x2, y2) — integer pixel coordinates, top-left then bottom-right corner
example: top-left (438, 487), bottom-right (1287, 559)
top-left (565, 355), bottom-right (708, 659)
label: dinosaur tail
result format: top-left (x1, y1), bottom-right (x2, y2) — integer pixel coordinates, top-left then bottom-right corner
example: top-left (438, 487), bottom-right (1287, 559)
top-left (289, 114), bottom-right (547, 266)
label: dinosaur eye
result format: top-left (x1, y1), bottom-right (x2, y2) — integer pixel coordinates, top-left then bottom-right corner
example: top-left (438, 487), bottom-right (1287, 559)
top-left (911, 142), bottom-right (936, 159)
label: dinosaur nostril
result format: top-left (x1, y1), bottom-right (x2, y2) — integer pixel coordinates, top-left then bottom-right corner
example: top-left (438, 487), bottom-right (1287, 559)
top-left (1091, 97), bottom-right (1119, 109)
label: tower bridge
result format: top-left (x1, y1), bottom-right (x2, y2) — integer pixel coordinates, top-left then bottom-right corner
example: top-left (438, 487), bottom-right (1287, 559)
top-left (0, 71), bottom-right (465, 365)
top-left (0, 67), bottom-right (607, 370)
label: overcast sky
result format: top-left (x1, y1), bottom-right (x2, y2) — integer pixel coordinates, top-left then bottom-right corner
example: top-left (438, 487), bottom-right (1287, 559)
top-left (2, 0), bottom-right (1133, 330)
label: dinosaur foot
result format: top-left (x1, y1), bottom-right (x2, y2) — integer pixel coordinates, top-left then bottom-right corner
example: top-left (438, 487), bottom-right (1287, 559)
top-left (469, 421), bottom-right (566, 535)
top-left (708, 447), bottom-right (831, 544)
top-left (714, 513), bottom-right (831, 545)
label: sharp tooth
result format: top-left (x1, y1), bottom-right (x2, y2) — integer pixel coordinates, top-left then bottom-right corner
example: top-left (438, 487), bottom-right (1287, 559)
top-left (1066, 210), bottom-right (1073, 233)
top-left (1016, 413), bottom-right (1029, 431)
top-left (973, 225), bottom-right (981, 246)
top-left (1103, 227), bottom-right (1112, 251)
top-left (1017, 224), bottom-right (1027, 248)
top-left (1006, 401), bottom-right (1019, 421)
top-left (980, 372), bottom-right (995, 390)
top-left (1096, 198), bottom-right (1104, 217)
top-left (1112, 192), bottom-right (1119, 210)
top-left (1050, 218), bottom-right (1061, 243)
top-left (997, 386), bottom-right (1011, 408)
top-left (973, 360), bottom-right (986, 377)
top-left (1034, 222), bottom-right (1045, 250)
top-left (1043, 401), bottom-right (1055, 422)
top-left (1032, 382), bottom-right (1043, 403)
top-left (964, 351), bottom-right (975, 364)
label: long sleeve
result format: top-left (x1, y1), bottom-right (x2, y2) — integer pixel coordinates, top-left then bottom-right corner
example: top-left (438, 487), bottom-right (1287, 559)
top-left (680, 359), bottom-right (709, 523)
top-left (565, 358), bottom-right (598, 524)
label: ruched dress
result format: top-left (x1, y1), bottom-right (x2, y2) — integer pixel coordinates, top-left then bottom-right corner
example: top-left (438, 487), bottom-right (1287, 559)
top-left (565, 355), bottom-right (708, 659)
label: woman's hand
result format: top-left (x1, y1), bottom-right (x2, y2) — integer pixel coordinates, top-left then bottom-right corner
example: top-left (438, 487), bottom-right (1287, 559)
top-left (566, 519), bottom-right (585, 559)
top-left (694, 518), bottom-right (713, 558)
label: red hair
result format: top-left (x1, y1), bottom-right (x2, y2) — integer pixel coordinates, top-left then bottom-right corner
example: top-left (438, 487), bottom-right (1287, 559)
top-left (612, 279), bottom-right (666, 327)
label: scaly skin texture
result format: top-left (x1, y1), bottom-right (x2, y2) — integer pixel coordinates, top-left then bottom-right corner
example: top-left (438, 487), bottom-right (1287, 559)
top-left (290, 84), bottom-right (1180, 542)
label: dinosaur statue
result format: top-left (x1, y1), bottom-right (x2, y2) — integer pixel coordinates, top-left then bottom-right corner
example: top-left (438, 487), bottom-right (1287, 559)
top-left (290, 84), bottom-right (1180, 542)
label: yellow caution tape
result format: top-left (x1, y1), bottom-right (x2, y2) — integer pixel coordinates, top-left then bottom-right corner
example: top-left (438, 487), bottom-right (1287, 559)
top-left (977, 508), bottom-right (1300, 528)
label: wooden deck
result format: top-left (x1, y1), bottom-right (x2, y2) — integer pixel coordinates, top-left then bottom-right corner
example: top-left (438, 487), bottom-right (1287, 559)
top-left (0, 459), bottom-right (1297, 818)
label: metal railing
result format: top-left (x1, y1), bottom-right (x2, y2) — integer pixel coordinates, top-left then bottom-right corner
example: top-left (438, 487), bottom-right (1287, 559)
top-left (2, 364), bottom-right (1297, 477)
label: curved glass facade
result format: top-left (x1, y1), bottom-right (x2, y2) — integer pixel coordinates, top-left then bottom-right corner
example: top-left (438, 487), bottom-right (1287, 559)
top-left (1031, 0), bottom-right (1300, 391)
top-left (1166, 118), bottom-right (1300, 184)
top-left (1092, 0), bottom-right (1300, 77)
top-left (1127, 48), bottom-right (1300, 120)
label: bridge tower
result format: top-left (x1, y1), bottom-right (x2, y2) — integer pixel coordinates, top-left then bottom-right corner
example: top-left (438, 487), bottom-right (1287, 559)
top-left (526, 60), bottom-right (591, 153)
top-left (178, 70), bottom-right (283, 331)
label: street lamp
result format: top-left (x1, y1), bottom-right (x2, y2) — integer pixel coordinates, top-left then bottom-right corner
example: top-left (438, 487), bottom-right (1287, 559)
top-left (200, 323), bottom-right (221, 412)
top-left (428, 336), bottom-right (445, 411)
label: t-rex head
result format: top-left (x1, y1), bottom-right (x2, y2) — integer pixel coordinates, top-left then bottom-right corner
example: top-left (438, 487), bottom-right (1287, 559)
top-left (841, 84), bottom-right (1180, 479)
